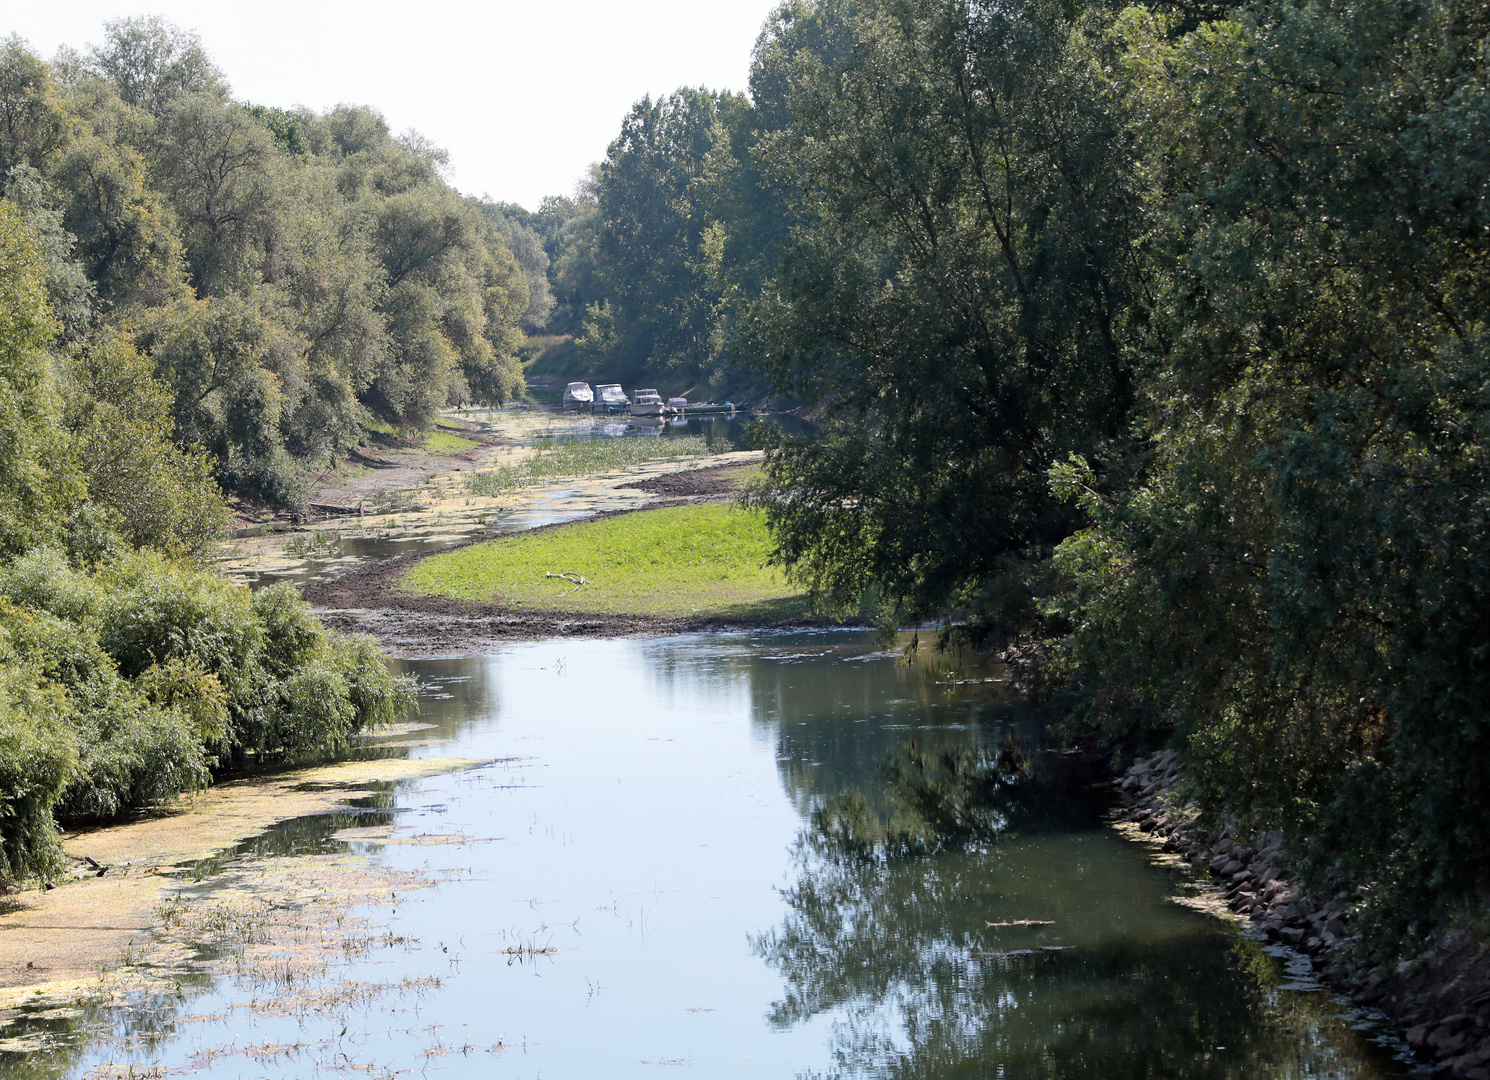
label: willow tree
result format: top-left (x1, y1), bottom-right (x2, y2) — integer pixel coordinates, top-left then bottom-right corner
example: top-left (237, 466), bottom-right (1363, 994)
top-left (741, 0), bottom-right (1146, 625)
top-left (1049, 0), bottom-right (1490, 954)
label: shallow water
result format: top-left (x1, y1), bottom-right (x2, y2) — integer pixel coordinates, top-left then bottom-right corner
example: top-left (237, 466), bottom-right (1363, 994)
top-left (462, 393), bottom-right (815, 450)
top-left (1, 633), bottom-right (1412, 1078)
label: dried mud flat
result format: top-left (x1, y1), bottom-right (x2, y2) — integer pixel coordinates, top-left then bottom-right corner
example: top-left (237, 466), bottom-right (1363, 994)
top-left (614, 463), bottom-right (750, 499)
top-left (0, 756), bottom-right (484, 1023)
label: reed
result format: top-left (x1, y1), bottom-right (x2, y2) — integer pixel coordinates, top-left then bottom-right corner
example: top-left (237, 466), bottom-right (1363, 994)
top-left (464, 436), bottom-right (711, 498)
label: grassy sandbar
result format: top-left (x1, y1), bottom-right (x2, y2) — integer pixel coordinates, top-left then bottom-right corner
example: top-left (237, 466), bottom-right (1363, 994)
top-left (401, 502), bottom-right (808, 619)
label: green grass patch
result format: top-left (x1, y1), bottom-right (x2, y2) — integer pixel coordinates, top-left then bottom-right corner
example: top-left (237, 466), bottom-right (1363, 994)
top-left (423, 430), bottom-right (478, 453)
top-left (465, 436), bottom-right (712, 497)
top-left (401, 503), bottom-right (808, 619)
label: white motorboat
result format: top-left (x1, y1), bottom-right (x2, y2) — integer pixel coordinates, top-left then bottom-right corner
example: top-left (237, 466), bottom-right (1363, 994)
top-left (595, 383), bottom-right (629, 408)
top-left (631, 388), bottom-right (666, 416)
top-left (668, 397), bottom-right (688, 413)
top-left (563, 381), bottom-right (594, 405)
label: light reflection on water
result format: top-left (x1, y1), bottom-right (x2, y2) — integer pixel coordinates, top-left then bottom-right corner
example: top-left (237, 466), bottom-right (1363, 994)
top-left (0, 632), bottom-right (1409, 1078)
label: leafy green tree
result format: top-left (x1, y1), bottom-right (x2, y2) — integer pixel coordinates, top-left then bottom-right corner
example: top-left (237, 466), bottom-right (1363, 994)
top-left (86, 16), bottom-right (225, 118)
top-left (477, 200), bottom-right (555, 330)
top-left (156, 93), bottom-right (283, 296)
top-left (588, 88), bottom-right (739, 380)
top-left (538, 180), bottom-right (605, 337)
top-left (741, 0), bottom-right (1144, 623)
top-left (370, 185), bottom-right (525, 419)
top-left (3, 166), bottom-right (97, 339)
top-left (63, 330), bottom-right (230, 558)
top-left (136, 292), bottom-right (303, 507)
top-left (0, 37), bottom-right (71, 179)
top-left (0, 199), bottom-right (84, 556)
top-left (1048, 0), bottom-right (1490, 953)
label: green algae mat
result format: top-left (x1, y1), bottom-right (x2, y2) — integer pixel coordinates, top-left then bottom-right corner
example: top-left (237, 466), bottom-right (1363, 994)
top-left (400, 502), bottom-right (810, 619)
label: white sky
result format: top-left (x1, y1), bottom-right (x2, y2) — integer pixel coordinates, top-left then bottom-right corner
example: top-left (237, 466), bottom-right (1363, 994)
top-left (4, 0), bottom-right (782, 210)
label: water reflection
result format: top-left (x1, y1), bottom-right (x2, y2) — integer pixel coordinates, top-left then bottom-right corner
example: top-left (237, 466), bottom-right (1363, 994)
top-left (759, 830), bottom-right (1396, 1078)
top-left (0, 633), bottom-right (1408, 1078)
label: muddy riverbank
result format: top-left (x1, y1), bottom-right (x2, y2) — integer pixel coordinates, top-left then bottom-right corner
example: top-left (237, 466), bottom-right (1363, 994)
top-left (0, 754), bottom-right (481, 1011)
top-left (290, 457), bottom-right (858, 653)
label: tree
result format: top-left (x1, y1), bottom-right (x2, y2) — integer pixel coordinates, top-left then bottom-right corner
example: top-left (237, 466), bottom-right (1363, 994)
top-left (1048, 0), bottom-right (1490, 953)
top-left (741, 0), bottom-right (1145, 622)
top-left (588, 88), bottom-right (739, 380)
top-left (63, 330), bottom-right (230, 559)
top-left (477, 200), bottom-right (555, 331)
top-left (0, 37), bottom-right (71, 180)
top-left (0, 198), bottom-right (84, 556)
top-left (86, 17), bottom-right (225, 118)
top-left (156, 93), bottom-right (282, 296)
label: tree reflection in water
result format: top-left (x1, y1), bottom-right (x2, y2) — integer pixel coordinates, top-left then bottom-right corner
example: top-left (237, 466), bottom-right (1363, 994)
top-left (755, 815), bottom-right (1404, 1079)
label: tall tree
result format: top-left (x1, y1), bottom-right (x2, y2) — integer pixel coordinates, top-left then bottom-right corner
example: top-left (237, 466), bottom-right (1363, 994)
top-left (586, 88), bottom-right (740, 381)
top-left (742, 0), bottom-right (1145, 622)
top-left (1048, 0), bottom-right (1490, 950)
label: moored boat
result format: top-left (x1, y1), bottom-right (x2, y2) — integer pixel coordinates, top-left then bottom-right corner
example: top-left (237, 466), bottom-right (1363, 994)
top-left (595, 383), bottom-right (629, 408)
top-left (631, 388), bottom-right (666, 416)
top-left (563, 381), bottom-right (594, 405)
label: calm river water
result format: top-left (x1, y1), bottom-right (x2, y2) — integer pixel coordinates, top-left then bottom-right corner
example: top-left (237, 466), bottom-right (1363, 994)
top-left (4, 633), bottom-right (1411, 1078)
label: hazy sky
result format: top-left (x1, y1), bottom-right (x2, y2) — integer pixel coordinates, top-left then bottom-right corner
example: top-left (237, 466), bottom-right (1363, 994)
top-left (6, 0), bottom-right (782, 210)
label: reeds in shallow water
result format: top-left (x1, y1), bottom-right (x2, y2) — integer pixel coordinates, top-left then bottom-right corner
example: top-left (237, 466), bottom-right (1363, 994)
top-left (464, 436), bottom-right (712, 498)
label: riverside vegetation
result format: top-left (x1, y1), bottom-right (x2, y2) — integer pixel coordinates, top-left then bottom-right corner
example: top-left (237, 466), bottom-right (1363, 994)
top-left (462, 433), bottom-right (713, 497)
top-left (1, 0), bottom-right (1487, 1061)
top-left (0, 137), bottom-right (414, 884)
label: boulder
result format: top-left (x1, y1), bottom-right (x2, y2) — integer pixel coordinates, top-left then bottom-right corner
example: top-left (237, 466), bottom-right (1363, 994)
top-left (1432, 1028), bottom-right (1471, 1056)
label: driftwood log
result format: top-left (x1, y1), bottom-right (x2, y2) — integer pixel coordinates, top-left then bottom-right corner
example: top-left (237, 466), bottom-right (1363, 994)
top-left (308, 502), bottom-right (362, 515)
top-left (545, 571), bottom-right (591, 592)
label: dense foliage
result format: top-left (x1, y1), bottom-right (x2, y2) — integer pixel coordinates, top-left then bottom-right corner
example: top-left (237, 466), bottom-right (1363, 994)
top-left (738, 0), bottom-right (1145, 621)
top-left (1045, 0), bottom-right (1490, 957)
top-left (0, 23), bottom-right (432, 883)
top-left (696, 0), bottom-right (1488, 966)
top-left (0, 20), bottom-right (529, 510)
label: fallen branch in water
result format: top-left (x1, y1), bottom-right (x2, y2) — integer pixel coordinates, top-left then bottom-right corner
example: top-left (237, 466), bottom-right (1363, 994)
top-left (985, 919), bottom-right (1055, 927)
top-left (545, 571), bottom-right (591, 593)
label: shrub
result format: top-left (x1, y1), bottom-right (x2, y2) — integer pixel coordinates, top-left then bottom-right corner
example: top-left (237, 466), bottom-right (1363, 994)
top-left (0, 548), bottom-right (415, 878)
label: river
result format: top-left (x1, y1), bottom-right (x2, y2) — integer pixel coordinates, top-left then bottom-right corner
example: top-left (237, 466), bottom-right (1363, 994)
top-left (0, 632), bottom-right (1412, 1078)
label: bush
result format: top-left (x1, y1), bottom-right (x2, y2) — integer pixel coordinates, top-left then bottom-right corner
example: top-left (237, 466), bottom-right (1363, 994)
top-left (0, 660), bottom-right (77, 883)
top-left (0, 548), bottom-right (416, 879)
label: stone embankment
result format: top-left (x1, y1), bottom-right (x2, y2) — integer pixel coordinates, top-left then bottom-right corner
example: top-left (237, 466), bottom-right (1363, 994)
top-left (1121, 750), bottom-right (1490, 1078)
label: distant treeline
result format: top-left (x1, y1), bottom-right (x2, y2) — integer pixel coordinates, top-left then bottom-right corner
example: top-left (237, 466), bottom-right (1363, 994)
top-left (550, 0), bottom-right (1489, 971)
